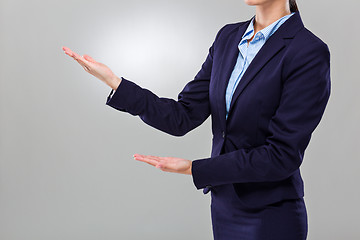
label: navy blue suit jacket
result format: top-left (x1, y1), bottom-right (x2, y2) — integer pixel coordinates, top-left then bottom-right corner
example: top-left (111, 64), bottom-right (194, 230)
top-left (106, 11), bottom-right (331, 208)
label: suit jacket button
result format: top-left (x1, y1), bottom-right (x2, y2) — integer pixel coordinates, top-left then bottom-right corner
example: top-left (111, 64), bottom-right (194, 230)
top-left (222, 131), bottom-right (225, 138)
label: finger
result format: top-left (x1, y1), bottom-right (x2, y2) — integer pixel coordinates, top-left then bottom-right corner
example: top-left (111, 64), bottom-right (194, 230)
top-left (75, 54), bottom-right (94, 69)
top-left (134, 155), bottom-right (162, 162)
top-left (75, 59), bottom-right (90, 72)
top-left (62, 47), bottom-right (93, 72)
top-left (63, 49), bottom-right (86, 67)
top-left (137, 155), bottom-right (181, 171)
top-left (136, 158), bottom-right (158, 167)
top-left (72, 52), bottom-right (85, 61)
top-left (62, 46), bottom-right (71, 52)
top-left (63, 47), bottom-right (86, 62)
top-left (62, 46), bottom-right (70, 53)
top-left (83, 54), bottom-right (96, 63)
top-left (64, 50), bottom-right (74, 57)
top-left (134, 154), bottom-right (163, 161)
top-left (133, 154), bottom-right (183, 172)
top-left (74, 56), bottom-right (88, 65)
top-left (142, 155), bottom-right (166, 161)
top-left (133, 155), bottom-right (159, 167)
top-left (62, 46), bottom-right (75, 57)
top-left (133, 154), bottom-right (160, 163)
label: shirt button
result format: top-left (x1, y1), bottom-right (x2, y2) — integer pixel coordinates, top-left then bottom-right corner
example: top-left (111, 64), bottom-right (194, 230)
top-left (222, 131), bottom-right (225, 138)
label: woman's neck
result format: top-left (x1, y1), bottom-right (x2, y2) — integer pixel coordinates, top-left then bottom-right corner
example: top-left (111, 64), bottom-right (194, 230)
top-left (254, 2), bottom-right (291, 32)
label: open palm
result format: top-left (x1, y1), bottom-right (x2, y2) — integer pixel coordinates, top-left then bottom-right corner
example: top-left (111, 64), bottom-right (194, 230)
top-left (134, 154), bottom-right (192, 175)
top-left (62, 46), bottom-right (121, 90)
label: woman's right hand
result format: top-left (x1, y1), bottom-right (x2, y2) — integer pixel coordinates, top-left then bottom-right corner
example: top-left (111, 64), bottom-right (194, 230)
top-left (62, 46), bottom-right (121, 90)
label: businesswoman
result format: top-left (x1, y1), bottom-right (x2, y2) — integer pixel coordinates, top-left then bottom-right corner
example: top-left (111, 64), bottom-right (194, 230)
top-left (63, 0), bottom-right (330, 239)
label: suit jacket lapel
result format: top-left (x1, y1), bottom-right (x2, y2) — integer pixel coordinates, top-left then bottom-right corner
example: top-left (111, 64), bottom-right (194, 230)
top-left (216, 18), bottom-right (252, 130)
top-left (227, 36), bottom-right (286, 114)
top-left (225, 11), bottom-right (305, 120)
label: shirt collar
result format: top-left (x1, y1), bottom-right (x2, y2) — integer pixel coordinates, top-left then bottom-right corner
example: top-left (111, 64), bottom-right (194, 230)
top-left (240, 12), bottom-right (295, 44)
top-left (241, 17), bottom-right (256, 42)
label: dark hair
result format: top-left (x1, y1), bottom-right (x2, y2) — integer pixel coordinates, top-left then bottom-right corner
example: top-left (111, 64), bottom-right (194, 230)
top-left (289, 0), bottom-right (298, 12)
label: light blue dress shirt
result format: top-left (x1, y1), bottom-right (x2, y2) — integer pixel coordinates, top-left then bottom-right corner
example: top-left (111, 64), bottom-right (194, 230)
top-left (225, 12), bottom-right (295, 119)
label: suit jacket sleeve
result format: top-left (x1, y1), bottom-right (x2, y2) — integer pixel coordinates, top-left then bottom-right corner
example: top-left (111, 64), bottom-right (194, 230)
top-left (105, 27), bottom-right (225, 136)
top-left (192, 41), bottom-right (331, 188)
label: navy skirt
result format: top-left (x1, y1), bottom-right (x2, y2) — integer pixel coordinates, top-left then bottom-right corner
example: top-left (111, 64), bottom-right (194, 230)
top-left (210, 184), bottom-right (308, 240)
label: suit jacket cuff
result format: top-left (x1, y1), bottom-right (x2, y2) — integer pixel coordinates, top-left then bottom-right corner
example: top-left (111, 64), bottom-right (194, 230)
top-left (106, 77), bottom-right (137, 113)
top-left (192, 158), bottom-right (213, 190)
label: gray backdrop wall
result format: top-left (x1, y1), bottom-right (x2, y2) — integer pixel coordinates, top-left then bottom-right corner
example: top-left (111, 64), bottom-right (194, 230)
top-left (1, 0), bottom-right (359, 239)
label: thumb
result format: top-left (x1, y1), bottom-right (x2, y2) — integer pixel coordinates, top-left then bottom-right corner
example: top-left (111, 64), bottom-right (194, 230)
top-left (83, 54), bottom-right (96, 63)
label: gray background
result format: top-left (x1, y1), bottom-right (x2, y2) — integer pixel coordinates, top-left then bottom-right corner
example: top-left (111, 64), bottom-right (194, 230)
top-left (0, 0), bottom-right (359, 239)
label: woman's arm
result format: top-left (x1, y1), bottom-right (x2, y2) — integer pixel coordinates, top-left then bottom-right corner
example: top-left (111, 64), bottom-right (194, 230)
top-left (105, 54), bottom-right (213, 136)
top-left (63, 41), bottom-right (215, 136)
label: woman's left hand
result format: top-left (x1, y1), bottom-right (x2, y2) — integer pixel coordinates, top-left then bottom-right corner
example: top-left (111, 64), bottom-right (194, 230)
top-left (133, 154), bottom-right (192, 175)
